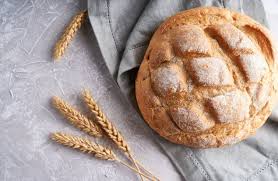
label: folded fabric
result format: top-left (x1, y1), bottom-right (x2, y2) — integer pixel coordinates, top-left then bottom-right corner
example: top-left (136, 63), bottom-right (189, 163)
top-left (88, 0), bottom-right (278, 180)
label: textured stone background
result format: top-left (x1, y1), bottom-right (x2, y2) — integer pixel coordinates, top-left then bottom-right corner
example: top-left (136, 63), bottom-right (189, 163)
top-left (0, 0), bottom-right (180, 180)
top-left (0, 0), bottom-right (277, 181)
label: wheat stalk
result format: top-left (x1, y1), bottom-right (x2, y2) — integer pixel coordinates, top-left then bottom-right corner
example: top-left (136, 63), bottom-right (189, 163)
top-left (82, 90), bottom-right (131, 154)
top-left (51, 132), bottom-right (154, 180)
top-left (51, 132), bottom-right (115, 160)
top-left (52, 96), bottom-right (102, 137)
top-left (53, 10), bottom-right (87, 60)
top-left (82, 90), bottom-right (158, 181)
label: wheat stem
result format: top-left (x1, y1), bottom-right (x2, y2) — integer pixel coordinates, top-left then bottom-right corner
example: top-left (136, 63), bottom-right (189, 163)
top-left (52, 96), bottom-right (102, 137)
top-left (82, 89), bottom-right (158, 181)
top-left (130, 155), bottom-right (146, 181)
top-left (136, 161), bottom-right (159, 181)
top-left (135, 161), bottom-right (152, 176)
top-left (53, 10), bottom-right (87, 60)
top-left (51, 132), bottom-right (153, 180)
top-left (116, 159), bottom-right (156, 181)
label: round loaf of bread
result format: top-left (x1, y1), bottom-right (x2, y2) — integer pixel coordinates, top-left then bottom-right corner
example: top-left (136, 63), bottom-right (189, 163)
top-left (135, 7), bottom-right (278, 148)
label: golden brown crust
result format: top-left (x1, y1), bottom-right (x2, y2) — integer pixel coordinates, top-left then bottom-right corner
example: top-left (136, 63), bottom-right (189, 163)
top-left (136, 7), bottom-right (278, 148)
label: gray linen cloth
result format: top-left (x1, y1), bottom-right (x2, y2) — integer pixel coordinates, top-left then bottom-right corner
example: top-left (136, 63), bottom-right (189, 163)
top-left (88, 0), bottom-right (278, 180)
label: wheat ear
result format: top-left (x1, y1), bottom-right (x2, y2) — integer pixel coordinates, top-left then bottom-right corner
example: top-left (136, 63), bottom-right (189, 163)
top-left (51, 132), bottom-right (114, 160)
top-left (52, 96), bottom-right (102, 137)
top-left (51, 132), bottom-right (154, 180)
top-left (82, 90), bottom-right (157, 181)
top-left (82, 90), bottom-right (130, 153)
top-left (53, 10), bottom-right (87, 60)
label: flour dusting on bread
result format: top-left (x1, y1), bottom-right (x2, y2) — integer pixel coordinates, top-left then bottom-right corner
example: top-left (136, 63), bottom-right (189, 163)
top-left (189, 57), bottom-right (233, 86)
top-left (152, 64), bottom-right (186, 95)
top-left (211, 23), bottom-right (256, 52)
top-left (136, 7), bottom-right (278, 148)
top-left (170, 107), bottom-right (214, 132)
top-left (208, 90), bottom-right (251, 123)
top-left (171, 25), bottom-right (211, 55)
top-left (238, 54), bottom-right (268, 82)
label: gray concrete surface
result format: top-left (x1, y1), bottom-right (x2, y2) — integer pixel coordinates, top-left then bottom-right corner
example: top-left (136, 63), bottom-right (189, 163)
top-left (0, 0), bottom-right (181, 180)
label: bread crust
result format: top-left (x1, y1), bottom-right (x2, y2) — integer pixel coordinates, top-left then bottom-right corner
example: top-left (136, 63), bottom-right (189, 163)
top-left (135, 7), bottom-right (278, 148)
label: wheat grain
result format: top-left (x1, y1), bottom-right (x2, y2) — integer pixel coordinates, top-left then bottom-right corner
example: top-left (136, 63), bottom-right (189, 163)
top-left (53, 10), bottom-right (87, 60)
top-left (51, 132), bottom-right (115, 160)
top-left (52, 96), bottom-right (102, 137)
top-left (82, 90), bottom-right (131, 155)
top-left (82, 90), bottom-right (156, 181)
top-left (51, 132), bottom-right (154, 180)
